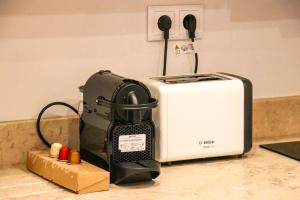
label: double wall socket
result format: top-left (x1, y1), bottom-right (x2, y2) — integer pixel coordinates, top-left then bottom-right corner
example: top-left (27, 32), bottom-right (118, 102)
top-left (148, 5), bottom-right (204, 41)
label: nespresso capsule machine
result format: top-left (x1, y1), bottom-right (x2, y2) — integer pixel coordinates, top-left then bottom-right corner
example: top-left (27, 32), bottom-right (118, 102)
top-left (80, 70), bottom-right (160, 184)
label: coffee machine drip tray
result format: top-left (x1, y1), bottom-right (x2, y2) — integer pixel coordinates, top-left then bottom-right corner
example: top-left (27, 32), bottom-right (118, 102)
top-left (113, 160), bottom-right (160, 184)
top-left (260, 141), bottom-right (300, 161)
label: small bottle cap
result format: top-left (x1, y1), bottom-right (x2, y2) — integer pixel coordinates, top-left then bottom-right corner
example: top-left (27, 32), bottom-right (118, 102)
top-left (49, 143), bottom-right (62, 158)
top-left (58, 146), bottom-right (70, 161)
top-left (68, 150), bottom-right (81, 164)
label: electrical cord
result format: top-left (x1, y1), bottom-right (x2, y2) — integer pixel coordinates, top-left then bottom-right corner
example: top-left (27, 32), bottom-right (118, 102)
top-left (158, 15), bottom-right (172, 76)
top-left (184, 14), bottom-right (198, 74)
top-left (163, 39), bottom-right (169, 76)
top-left (194, 52), bottom-right (198, 74)
top-left (36, 102), bottom-right (84, 147)
top-left (191, 38), bottom-right (198, 74)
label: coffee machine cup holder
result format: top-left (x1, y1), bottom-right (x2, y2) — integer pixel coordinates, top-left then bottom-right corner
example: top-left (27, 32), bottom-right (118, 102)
top-left (112, 160), bottom-right (161, 184)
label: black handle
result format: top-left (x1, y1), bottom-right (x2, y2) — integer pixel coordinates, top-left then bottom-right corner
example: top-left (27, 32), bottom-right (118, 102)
top-left (96, 96), bottom-right (158, 110)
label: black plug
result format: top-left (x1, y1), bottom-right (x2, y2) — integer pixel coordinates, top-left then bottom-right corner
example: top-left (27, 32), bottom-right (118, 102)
top-left (183, 14), bottom-right (197, 41)
top-left (183, 14), bottom-right (198, 74)
top-left (158, 15), bottom-right (172, 40)
top-left (157, 15), bottom-right (172, 76)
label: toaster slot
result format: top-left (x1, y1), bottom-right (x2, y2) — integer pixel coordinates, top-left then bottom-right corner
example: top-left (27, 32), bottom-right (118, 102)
top-left (152, 74), bottom-right (228, 84)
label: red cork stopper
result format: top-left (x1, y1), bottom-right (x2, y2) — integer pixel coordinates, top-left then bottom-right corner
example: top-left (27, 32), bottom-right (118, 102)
top-left (58, 146), bottom-right (70, 161)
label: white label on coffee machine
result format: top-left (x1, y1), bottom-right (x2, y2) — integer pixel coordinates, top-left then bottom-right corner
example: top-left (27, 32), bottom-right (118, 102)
top-left (118, 134), bottom-right (146, 152)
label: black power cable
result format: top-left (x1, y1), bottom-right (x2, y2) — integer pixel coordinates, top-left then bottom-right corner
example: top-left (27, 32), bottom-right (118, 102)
top-left (194, 51), bottom-right (198, 74)
top-left (157, 15), bottom-right (172, 76)
top-left (184, 14), bottom-right (199, 74)
top-left (163, 39), bottom-right (169, 76)
top-left (36, 102), bottom-right (84, 147)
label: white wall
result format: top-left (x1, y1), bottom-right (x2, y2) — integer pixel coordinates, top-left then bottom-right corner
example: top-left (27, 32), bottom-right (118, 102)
top-left (1, 0), bottom-right (300, 121)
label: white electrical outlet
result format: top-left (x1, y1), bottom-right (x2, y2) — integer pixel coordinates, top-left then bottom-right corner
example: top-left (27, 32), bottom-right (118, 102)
top-left (154, 11), bottom-right (176, 37)
top-left (148, 7), bottom-right (176, 41)
top-left (148, 5), bottom-right (204, 41)
top-left (179, 5), bottom-right (204, 40)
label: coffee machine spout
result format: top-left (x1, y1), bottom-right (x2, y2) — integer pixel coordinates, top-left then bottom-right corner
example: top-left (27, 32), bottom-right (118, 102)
top-left (127, 91), bottom-right (142, 124)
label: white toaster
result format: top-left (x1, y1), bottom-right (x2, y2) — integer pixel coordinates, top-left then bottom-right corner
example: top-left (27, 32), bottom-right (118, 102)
top-left (140, 73), bottom-right (252, 163)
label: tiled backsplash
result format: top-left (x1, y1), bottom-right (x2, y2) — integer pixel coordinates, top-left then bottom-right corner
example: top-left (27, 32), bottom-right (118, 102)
top-left (0, 96), bottom-right (300, 165)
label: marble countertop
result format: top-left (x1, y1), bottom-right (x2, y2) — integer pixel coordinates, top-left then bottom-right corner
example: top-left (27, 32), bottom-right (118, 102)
top-left (1, 137), bottom-right (300, 200)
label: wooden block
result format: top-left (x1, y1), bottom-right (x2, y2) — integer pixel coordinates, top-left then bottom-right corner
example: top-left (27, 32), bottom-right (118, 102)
top-left (27, 150), bottom-right (109, 194)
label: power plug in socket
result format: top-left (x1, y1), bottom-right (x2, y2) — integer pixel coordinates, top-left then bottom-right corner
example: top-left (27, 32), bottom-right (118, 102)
top-left (148, 5), bottom-right (204, 41)
top-left (148, 9), bottom-right (176, 41)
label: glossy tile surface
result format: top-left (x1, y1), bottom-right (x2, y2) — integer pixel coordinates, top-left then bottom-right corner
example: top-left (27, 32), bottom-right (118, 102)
top-left (1, 137), bottom-right (299, 200)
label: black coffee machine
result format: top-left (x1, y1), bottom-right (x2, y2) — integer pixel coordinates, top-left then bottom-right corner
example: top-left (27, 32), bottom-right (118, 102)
top-left (80, 70), bottom-right (160, 184)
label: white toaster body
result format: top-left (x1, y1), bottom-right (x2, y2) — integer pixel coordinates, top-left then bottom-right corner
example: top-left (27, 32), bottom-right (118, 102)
top-left (140, 73), bottom-right (252, 163)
